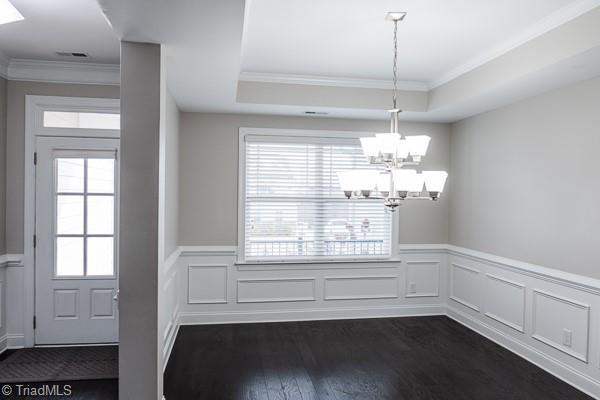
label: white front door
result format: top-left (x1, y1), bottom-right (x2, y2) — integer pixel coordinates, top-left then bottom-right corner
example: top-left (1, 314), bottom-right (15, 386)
top-left (35, 136), bottom-right (119, 345)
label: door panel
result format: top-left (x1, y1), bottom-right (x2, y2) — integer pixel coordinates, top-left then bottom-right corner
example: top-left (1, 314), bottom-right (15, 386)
top-left (35, 136), bottom-right (119, 345)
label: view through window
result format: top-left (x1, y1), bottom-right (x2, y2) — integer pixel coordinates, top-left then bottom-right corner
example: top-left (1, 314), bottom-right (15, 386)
top-left (55, 156), bottom-right (116, 276)
top-left (243, 133), bottom-right (392, 261)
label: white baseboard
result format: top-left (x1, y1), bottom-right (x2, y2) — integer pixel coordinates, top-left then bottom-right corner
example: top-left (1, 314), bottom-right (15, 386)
top-left (447, 306), bottom-right (600, 399)
top-left (178, 304), bottom-right (445, 326)
top-left (0, 334), bottom-right (7, 354)
top-left (6, 333), bottom-right (25, 349)
top-left (162, 315), bottom-right (180, 373)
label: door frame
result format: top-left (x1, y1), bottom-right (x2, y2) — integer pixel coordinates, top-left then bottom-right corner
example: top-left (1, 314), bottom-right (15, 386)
top-left (24, 95), bottom-right (120, 347)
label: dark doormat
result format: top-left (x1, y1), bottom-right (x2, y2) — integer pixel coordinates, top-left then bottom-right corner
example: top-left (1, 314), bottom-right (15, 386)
top-left (0, 346), bottom-right (117, 383)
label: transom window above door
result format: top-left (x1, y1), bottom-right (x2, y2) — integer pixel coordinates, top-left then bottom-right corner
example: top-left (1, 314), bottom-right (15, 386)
top-left (43, 111), bottom-right (120, 130)
top-left (55, 153), bottom-right (117, 277)
top-left (239, 128), bottom-right (393, 263)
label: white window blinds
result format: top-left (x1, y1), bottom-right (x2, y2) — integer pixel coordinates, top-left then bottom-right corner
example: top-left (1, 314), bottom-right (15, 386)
top-left (242, 133), bottom-right (392, 262)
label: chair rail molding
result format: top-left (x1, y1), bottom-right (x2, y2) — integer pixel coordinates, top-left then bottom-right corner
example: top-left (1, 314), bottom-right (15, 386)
top-left (0, 254), bottom-right (24, 268)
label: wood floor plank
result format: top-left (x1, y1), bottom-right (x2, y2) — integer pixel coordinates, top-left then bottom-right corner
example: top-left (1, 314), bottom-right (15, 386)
top-left (163, 316), bottom-right (594, 400)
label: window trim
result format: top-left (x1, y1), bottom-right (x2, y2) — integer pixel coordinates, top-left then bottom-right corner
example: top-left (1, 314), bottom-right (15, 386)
top-left (237, 127), bottom-right (399, 264)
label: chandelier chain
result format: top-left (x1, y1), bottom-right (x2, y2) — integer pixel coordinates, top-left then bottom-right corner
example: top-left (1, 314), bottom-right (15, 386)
top-left (392, 19), bottom-right (398, 110)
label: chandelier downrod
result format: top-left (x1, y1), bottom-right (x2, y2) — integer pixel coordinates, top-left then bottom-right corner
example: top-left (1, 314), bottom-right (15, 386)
top-left (388, 13), bottom-right (404, 135)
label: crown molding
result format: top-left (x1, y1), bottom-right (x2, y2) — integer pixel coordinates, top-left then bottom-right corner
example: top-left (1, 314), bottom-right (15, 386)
top-left (430, 0), bottom-right (600, 88)
top-left (239, 71), bottom-right (429, 92)
top-left (5, 59), bottom-right (119, 86)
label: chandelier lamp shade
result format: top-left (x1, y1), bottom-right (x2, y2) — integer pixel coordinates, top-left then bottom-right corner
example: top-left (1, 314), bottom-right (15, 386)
top-left (338, 12), bottom-right (448, 210)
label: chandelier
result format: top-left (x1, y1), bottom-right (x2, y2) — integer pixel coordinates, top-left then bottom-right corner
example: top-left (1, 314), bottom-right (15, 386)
top-left (337, 12), bottom-right (448, 211)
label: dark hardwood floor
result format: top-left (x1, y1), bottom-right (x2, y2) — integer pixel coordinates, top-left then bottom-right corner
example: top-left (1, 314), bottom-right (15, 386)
top-left (164, 316), bottom-right (592, 400)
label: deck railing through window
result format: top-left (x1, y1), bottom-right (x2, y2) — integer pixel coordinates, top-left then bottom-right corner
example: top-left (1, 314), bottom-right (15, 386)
top-left (247, 239), bottom-right (385, 259)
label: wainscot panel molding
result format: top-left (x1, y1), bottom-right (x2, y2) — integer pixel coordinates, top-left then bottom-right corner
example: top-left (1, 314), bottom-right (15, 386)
top-left (176, 244), bottom-right (446, 327)
top-left (446, 246), bottom-right (600, 399)
top-left (0, 268), bottom-right (4, 354)
top-left (323, 276), bottom-right (398, 300)
top-left (237, 278), bottom-right (316, 303)
top-left (405, 261), bottom-right (440, 298)
top-left (161, 249), bottom-right (183, 371)
top-left (483, 273), bottom-right (526, 333)
top-left (188, 265), bottom-right (228, 304)
top-left (449, 262), bottom-right (481, 312)
top-left (0, 254), bottom-right (24, 354)
top-left (532, 290), bottom-right (590, 363)
top-left (447, 245), bottom-right (600, 295)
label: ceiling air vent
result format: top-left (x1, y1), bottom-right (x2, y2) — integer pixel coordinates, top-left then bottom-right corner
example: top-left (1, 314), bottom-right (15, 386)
top-left (56, 52), bottom-right (89, 58)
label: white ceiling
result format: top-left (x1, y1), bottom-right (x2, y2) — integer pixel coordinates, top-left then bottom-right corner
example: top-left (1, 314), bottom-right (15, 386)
top-left (0, 0), bottom-right (119, 63)
top-left (2, 0), bottom-right (600, 122)
top-left (241, 0), bottom-right (574, 85)
top-left (96, 0), bottom-right (600, 121)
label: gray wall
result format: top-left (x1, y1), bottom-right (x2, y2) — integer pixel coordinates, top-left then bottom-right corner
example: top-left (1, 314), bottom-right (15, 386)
top-left (0, 77), bottom-right (6, 255)
top-left (450, 75), bottom-right (600, 279)
top-left (163, 91), bottom-right (179, 257)
top-left (119, 42), bottom-right (161, 400)
top-left (6, 81), bottom-right (119, 254)
top-left (179, 113), bottom-right (450, 246)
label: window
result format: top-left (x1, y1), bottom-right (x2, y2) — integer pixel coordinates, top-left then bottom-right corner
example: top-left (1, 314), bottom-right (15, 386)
top-left (55, 154), bottom-right (117, 276)
top-left (44, 111), bottom-right (120, 130)
top-left (241, 130), bottom-right (392, 262)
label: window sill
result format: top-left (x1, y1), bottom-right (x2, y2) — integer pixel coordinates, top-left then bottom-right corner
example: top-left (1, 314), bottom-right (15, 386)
top-left (235, 258), bottom-right (401, 270)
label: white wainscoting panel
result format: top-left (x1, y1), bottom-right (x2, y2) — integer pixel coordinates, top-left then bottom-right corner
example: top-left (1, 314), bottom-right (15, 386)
top-left (92, 243), bottom-right (600, 397)
top-left (177, 247), bottom-right (445, 328)
top-left (450, 263), bottom-right (480, 312)
top-left (188, 264), bottom-right (228, 304)
top-left (0, 278), bottom-right (3, 330)
top-left (237, 278), bottom-right (316, 303)
top-left (532, 290), bottom-right (590, 363)
top-left (484, 274), bottom-right (525, 333)
top-left (161, 249), bottom-right (182, 372)
top-left (4, 260), bottom-right (24, 350)
top-left (446, 246), bottom-right (600, 399)
top-left (405, 261), bottom-right (440, 298)
top-left (0, 266), bottom-right (5, 354)
top-left (324, 276), bottom-right (398, 300)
